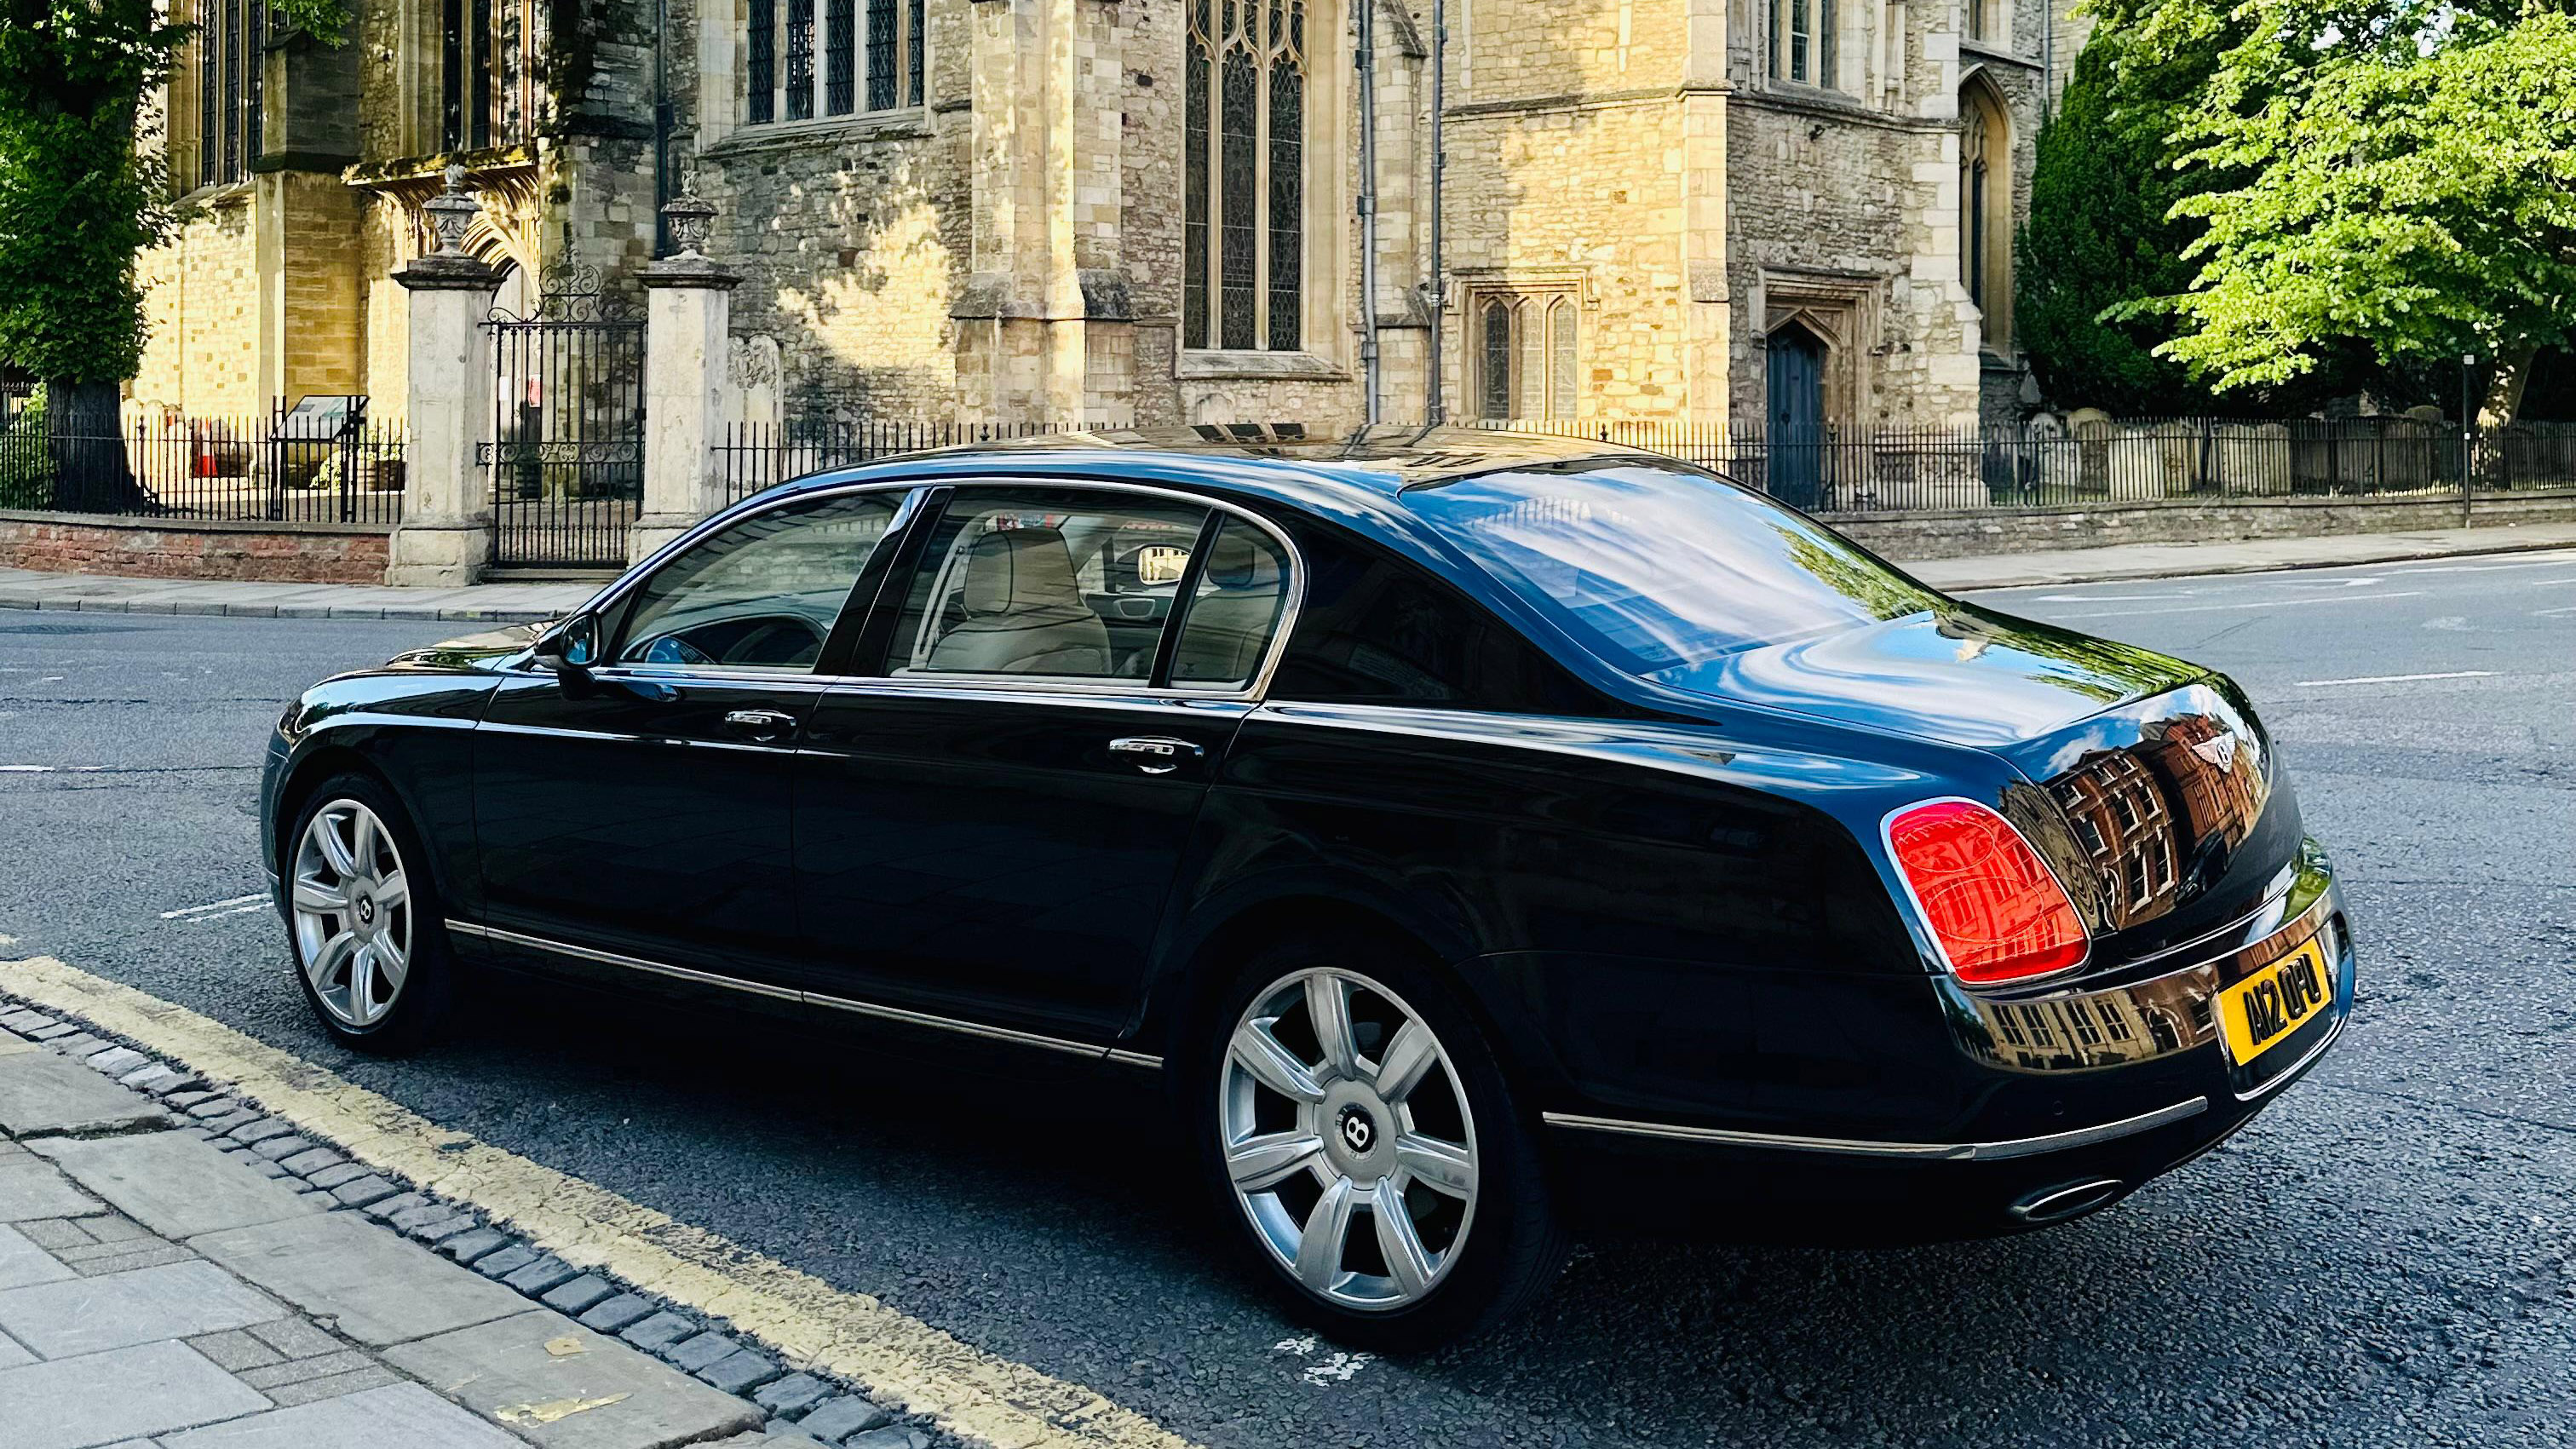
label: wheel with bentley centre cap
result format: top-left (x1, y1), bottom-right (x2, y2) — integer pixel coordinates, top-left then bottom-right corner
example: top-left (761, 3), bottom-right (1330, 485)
top-left (284, 774), bottom-right (457, 1054)
top-left (1195, 938), bottom-right (1568, 1348)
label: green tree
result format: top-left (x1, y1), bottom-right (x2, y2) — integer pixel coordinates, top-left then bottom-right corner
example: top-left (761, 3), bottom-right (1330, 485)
top-left (2113, 1), bottom-right (2576, 425)
top-left (0, 0), bottom-right (342, 505)
top-left (2015, 41), bottom-right (2213, 415)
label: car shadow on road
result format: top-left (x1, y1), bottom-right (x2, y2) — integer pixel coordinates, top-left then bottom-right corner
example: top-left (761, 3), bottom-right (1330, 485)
top-left (370, 969), bottom-right (2406, 1448)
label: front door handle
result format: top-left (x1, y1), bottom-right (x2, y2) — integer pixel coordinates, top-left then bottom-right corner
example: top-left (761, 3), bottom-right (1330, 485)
top-left (723, 707), bottom-right (799, 742)
top-left (1108, 736), bottom-right (1205, 775)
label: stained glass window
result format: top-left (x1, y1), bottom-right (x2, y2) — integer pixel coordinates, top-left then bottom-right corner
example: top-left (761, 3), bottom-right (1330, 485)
top-left (906, 0), bottom-right (923, 105)
top-left (750, 0), bottom-right (918, 124)
top-left (199, 0), bottom-right (221, 186)
top-left (1480, 301), bottom-right (1511, 420)
top-left (1183, 0), bottom-right (1212, 346)
top-left (865, 0), bottom-right (895, 110)
top-left (830, 0), bottom-right (857, 113)
top-left (785, 0), bottom-right (815, 120)
top-left (222, 0), bottom-right (242, 175)
top-left (1184, 0), bottom-right (1306, 350)
top-left (749, 0), bottom-right (776, 123)
top-left (243, 3), bottom-right (263, 166)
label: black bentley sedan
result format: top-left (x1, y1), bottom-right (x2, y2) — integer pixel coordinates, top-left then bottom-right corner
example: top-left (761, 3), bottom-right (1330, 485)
top-left (261, 428), bottom-right (2353, 1345)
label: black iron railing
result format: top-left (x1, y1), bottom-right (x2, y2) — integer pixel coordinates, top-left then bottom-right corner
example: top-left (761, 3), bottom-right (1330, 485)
top-left (0, 400), bottom-right (405, 524)
top-left (1466, 417), bottom-right (2576, 514)
top-left (714, 420), bottom-right (1078, 503)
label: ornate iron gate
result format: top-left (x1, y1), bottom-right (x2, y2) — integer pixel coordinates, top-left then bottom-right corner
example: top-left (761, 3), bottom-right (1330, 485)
top-left (482, 261), bottom-right (646, 568)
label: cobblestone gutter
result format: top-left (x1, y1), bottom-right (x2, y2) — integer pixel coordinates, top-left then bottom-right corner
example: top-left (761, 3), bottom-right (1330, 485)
top-left (0, 998), bottom-right (946, 1449)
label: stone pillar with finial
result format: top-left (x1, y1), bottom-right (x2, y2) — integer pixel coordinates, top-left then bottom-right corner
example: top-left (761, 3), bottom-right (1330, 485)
top-left (388, 165), bottom-right (500, 585)
top-left (629, 191), bottom-right (744, 564)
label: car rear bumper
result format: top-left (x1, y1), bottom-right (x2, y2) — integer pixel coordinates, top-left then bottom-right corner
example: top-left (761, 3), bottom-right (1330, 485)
top-left (1538, 839), bottom-right (2354, 1240)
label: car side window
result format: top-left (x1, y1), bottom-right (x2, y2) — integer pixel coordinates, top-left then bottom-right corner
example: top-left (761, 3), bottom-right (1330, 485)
top-left (611, 492), bottom-right (898, 670)
top-left (885, 491), bottom-right (1209, 681)
top-left (1270, 538), bottom-right (1596, 711)
top-left (1168, 518), bottom-right (1291, 689)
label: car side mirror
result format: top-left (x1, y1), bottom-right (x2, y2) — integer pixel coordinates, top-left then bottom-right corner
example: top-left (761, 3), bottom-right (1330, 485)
top-left (532, 616), bottom-right (597, 676)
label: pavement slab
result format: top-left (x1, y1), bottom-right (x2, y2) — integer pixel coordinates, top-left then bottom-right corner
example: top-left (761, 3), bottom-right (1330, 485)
top-left (0, 1222), bottom-right (73, 1289)
top-left (28, 1130), bottom-right (322, 1239)
top-left (0, 1048), bottom-right (171, 1136)
top-left (0, 1158), bottom-right (102, 1221)
top-left (188, 1210), bottom-right (531, 1348)
top-left (0, 1339), bottom-right (271, 1449)
top-left (383, 1309), bottom-right (763, 1449)
top-left (157, 1380), bottom-right (523, 1449)
top-left (0, 1259), bottom-right (284, 1358)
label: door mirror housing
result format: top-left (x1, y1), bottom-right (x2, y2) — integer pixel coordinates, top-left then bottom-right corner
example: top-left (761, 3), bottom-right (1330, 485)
top-left (532, 616), bottom-right (598, 675)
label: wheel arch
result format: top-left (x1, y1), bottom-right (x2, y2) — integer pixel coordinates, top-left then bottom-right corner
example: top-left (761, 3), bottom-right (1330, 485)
top-left (1141, 883), bottom-right (1561, 1113)
top-left (270, 735), bottom-right (457, 914)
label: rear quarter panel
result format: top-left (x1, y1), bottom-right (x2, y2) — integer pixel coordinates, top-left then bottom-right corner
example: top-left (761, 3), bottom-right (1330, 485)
top-left (1153, 704), bottom-right (2019, 1138)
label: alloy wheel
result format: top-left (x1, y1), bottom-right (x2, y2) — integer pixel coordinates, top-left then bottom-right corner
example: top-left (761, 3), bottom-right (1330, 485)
top-left (290, 799), bottom-right (413, 1029)
top-left (1219, 968), bottom-right (1481, 1312)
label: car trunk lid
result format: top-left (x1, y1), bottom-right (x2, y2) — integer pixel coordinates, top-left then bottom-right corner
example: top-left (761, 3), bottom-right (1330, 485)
top-left (1649, 606), bottom-right (2300, 958)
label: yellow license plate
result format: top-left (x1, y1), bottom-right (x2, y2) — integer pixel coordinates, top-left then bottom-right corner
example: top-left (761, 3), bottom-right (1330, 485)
top-left (2219, 937), bottom-right (2334, 1065)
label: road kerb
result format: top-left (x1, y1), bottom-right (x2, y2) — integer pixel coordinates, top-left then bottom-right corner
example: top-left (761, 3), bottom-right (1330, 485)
top-left (0, 956), bottom-right (1201, 1449)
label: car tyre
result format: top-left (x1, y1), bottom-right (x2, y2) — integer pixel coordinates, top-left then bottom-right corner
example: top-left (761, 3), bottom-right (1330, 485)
top-left (281, 773), bottom-right (457, 1055)
top-left (1190, 934), bottom-right (1570, 1350)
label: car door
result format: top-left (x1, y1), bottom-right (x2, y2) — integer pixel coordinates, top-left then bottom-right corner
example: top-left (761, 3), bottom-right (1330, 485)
top-left (793, 486), bottom-right (1299, 1041)
top-left (470, 487), bottom-right (910, 986)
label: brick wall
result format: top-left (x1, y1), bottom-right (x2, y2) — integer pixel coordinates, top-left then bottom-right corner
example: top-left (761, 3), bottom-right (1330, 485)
top-left (1839, 491), bottom-right (2576, 561)
top-left (0, 515), bottom-right (393, 585)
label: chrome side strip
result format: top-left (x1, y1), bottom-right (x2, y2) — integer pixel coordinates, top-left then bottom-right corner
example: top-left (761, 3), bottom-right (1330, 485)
top-left (1540, 1095), bottom-right (2210, 1162)
top-left (446, 920), bottom-right (1162, 1071)
top-left (446, 921), bottom-right (802, 1002)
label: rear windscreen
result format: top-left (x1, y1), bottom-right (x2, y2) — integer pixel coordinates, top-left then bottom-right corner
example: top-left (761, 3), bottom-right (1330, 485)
top-left (1403, 461), bottom-right (1942, 673)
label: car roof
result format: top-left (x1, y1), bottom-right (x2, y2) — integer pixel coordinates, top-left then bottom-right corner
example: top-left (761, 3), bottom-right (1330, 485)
top-left (771, 424), bottom-right (1676, 513)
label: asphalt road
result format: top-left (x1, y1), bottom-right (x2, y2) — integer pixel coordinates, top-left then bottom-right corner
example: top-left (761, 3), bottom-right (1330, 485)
top-left (3, 549), bottom-right (2573, 1448)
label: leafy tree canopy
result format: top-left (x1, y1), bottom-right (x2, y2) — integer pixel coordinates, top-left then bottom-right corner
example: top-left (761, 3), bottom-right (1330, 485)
top-left (0, 0), bottom-right (345, 386)
top-left (2104, 0), bottom-right (2576, 423)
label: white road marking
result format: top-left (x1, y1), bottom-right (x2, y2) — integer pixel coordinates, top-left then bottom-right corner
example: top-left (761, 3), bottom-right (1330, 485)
top-left (2294, 671), bottom-right (2498, 687)
top-left (0, 957), bottom-right (1199, 1449)
top-left (2422, 616), bottom-right (2469, 631)
top-left (2052, 591), bottom-right (2429, 618)
top-left (0, 765), bottom-right (107, 773)
top-left (158, 894), bottom-right (269, 920)
top-left (1297, 1351), bottom-right (1375, 1386)
top-left (2534, 605), bottom-right (2576, 618)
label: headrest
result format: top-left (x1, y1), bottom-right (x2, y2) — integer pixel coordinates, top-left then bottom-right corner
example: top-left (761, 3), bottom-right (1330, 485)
top-left (1203, 526), bottom-right (1280, 590)
top-left (957, 526), bottom-right (1083, 617)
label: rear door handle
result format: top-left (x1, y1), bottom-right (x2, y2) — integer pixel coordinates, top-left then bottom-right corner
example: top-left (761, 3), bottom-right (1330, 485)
top-left (1108, 736), bottom-right (1205, 775)
top-left (723, 707), bottom-right (799, 742)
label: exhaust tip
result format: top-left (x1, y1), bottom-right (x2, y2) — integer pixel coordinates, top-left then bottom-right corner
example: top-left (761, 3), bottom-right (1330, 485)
top-left (2010, 1177), bottom-right (2125, 1225)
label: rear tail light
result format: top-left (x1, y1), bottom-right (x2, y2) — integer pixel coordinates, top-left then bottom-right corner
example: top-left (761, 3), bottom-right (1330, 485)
top-left (1883, 798), bottom-right (2090, 985)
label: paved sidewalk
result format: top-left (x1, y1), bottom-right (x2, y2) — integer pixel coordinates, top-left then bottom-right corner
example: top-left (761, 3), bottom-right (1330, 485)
top-left (3, 520), bottom-right (2573, 624)
top-left (0, 568), bottom-right (596, 624)
top-left (0, 1015), bottom-right (912, 1449)
top-left (1902, 519), bottom-right (2576, 590)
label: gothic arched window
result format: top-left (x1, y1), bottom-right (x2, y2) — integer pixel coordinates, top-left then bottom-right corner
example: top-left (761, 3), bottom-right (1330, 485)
top-left (1958, 77), bottom-right (2011, 349)
top-left (1185, 0), bottom-right (1307, 351)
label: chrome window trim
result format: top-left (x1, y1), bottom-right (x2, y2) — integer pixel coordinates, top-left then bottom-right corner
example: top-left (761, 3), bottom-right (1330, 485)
top-left (446, 919), bottom-right (1163, 1070)
top-left (546, 475), bottom-right (1308, 705)
top-left (877, 478), bottom-right (1308, 704)
top-left (1540, 1095), bottom-right (2209, 1162)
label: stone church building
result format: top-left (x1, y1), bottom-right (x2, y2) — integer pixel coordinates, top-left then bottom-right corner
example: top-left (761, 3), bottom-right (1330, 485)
top-left (135, 0), bottom-right (2084, 432)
